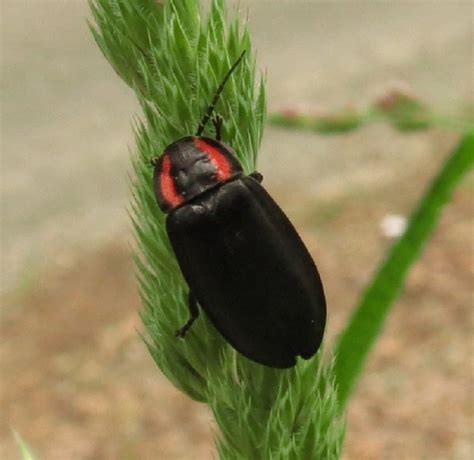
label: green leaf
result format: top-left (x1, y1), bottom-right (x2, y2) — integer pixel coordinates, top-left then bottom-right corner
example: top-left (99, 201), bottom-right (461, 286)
top-left (13, 431), bottom-right (36, 460)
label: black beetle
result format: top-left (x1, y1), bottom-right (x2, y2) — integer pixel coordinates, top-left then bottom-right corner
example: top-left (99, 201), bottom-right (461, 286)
top-left (152, 51), bottom-right (326, 368)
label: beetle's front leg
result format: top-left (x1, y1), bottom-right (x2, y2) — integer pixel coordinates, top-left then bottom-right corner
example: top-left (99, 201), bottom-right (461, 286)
top-left (175, 291), bottom-right (200, 338)
top-left (212, 114), bottom-right (224, 141)
top-left (250, 171), bottom-right (263, 183)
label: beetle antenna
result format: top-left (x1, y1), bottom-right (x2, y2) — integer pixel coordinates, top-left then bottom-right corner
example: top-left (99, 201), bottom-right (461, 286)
top-left (196, 50), bottom-right (246, 136)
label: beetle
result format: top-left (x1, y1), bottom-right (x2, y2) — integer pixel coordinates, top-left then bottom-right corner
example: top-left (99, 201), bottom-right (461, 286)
top-left (152, 51), bottom-right (326, 368)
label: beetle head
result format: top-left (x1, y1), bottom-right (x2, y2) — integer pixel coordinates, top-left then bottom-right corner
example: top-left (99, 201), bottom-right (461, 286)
top-left (153, 136), bottom-right (243, 213)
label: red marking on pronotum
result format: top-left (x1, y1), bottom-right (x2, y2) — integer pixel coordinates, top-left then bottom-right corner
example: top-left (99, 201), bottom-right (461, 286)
top-left (194, 138), bottom-right (232, 181)
top-left (160, 155), bottom-right (184, 208)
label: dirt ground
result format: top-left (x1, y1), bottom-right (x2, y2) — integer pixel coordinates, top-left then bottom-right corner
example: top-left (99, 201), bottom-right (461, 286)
top-left (2, 1), bottom-right (473, 459)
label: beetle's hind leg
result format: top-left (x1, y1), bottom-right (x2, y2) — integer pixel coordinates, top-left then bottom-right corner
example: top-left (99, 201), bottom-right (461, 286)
top-left (175, 292), bottom-right (200, 338)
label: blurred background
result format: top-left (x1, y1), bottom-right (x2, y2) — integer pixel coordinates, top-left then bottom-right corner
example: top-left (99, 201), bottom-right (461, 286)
top-left (1, 1), bottom-right (473, 458)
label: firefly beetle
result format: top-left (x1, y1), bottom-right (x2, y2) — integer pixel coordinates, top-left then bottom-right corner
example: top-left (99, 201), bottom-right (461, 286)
top-left (152, 51), bottom-right (326, 368)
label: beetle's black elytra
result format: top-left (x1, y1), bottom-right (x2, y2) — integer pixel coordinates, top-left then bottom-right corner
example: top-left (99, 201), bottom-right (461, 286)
top-left (152, 51), bottom-right (326, 368)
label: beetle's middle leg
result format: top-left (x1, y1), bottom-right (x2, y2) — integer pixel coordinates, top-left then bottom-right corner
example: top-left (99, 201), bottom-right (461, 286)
top-left (175, 291), bottom-right (200, 338)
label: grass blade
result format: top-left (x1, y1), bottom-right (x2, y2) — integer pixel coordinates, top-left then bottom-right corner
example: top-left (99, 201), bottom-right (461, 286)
top-left (334, 131), bottom-right (474, 410)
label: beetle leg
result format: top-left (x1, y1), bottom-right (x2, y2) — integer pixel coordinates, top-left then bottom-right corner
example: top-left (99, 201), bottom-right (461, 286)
top-left (150, 157), bottom-right (158, 167)
top-left (212, 114), bottom-right (224, 141)
top-left (250, 171), bottom-right (264, 183)
top-left (175, 292), bottom-right (200, 338)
